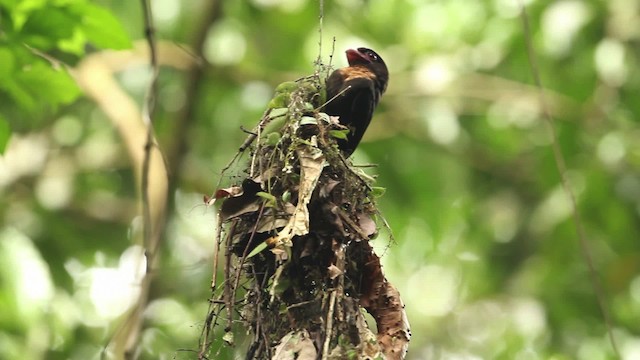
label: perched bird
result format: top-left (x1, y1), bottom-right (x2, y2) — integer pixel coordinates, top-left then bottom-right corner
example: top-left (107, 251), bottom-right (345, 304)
top-left (324, 47), bottom-right (389, 156)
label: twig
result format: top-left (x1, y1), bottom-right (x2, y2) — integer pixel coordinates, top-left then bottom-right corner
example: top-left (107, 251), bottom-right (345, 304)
top-left (328, 37), bottom-right (336, 69)
top-left (229, 203), bottom-right (267, 329)
top-left (25, 44), bottom-right (64, 70)
top-left (321, 243), bottom-right (346, 358)
top-left (249, 109), bottom-right (274, 177)
top-left (316, 85), bottom-right (352, 110)
top-left (140, 0), bottom-right (160, 257)
top-left (208, 108), bottom-right (274, 193)
top-left (315, 0), bottom-right (324, 69)
top-left (108, 1), bottom-right (164, 358)
top-left (322, 289), bottom-right (337, 360)
top-left (223, 221), bottom-right (234, 333)
top-left (519, 3), bottom-right (619, 356)
top-left (336, 208), bottom-right (370, 240)
top-left (210, 213), bottom-right (226, 291)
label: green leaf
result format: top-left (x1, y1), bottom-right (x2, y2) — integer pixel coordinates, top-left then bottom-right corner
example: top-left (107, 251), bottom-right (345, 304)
top-left (262, 115), bottom-right (287, 135)
top-left (21, 7), bottom-right (78, 50)
top-left (73, 3), bottom-right (132, 50)
top-left (265, 132), bottom-right (280, 146)
top-left (318, 87), bottom-right (327, 104)
top-left (300, 116), bottom-right (317, 125)
top-left (1, 78), bottom-right (37, 112)
top-left (272, 276), bottom-right (290, 294)
top-left (317, 112), bottom-right (330, 123)
top-left (17, 62), bottom-right (80, 106)
top-left (0, 115), bottom-right (10, 154)
top-left (0, 48), bottom-right (15, 80)
top-left (370, 186), bottom-right (386, 198)
top-left (58, 28), bottom-right (88, 56)
top-left (256, 191), bottom-right (277, 206)
top-left (247, 241), bottom-right (268, 258)
top-left (0, 0), bottom-right (19, 9)
top-left (274, 81), bottom-right (297, 93)
top-left (303, 102), bottom-right (314, 111)
top-left (329, 129), bottom-right (349, 140)
top-left (267, 93), bottom-right (289, 109)
top-left (269, 107), bottom-right (288, 118)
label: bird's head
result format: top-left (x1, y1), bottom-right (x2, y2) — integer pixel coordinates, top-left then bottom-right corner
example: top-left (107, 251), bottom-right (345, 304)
top-left (345, 47), bottom-right (388, 93)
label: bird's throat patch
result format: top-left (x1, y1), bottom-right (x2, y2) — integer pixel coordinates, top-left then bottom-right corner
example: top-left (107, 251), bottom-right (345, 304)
top-left (340, 66), bottom-right (376, 82)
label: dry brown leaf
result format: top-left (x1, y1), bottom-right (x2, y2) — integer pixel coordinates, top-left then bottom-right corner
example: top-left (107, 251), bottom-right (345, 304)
top-left (327, 115), bottom-right (342, 126)
top-left (359, 247), bottom-right (411, 360)
top-left (319, 178), bottom-right (340, 198)
top-left (270, 246), bottom-right (289, 261)
top-left (215, 186), bottom-right (243, 199)
top-left (219, 179), bottom-right (262, 220)
top-left (357, 213), bottom-right (378, 238)
top-left (327, 264), bottom-right (342, 280)
top-left (254, 207), bottom-right (291, 233)
top-left (272, 330), bottom-right (317, 360)
top-left (252, 166), bottom-right (278, 184)
top-left (272, 139), bottom-right (325, 246)
top-left (327, 204), bottom-right (348, 237)
top-left (300, 240), bottom-right (314, 258)
top-left (205, 185), bottom-right (243, 206)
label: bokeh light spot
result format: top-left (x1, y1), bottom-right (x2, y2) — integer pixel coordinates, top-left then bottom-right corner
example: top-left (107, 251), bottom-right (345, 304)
top-left (204, 21), bottom-right (246, 66)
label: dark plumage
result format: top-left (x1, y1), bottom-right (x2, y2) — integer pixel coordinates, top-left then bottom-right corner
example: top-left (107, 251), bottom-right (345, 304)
top-left (324, 47), bottom-right (389, 156)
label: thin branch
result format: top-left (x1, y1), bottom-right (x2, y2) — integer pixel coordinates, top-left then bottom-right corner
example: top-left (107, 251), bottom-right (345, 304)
top-left (519, 3), bottom-right (620, 356)
top-left (71, 33), bottom-right (180, 360)
top-left (116, 1), bottom-right (164, 358)
top-left (329, 37), bottom-right (336, 69)
top-left (228, 202), bottom-right (267, 332)
top-left (140, 0), bottom-right (160, 259)
top-left (316, 85), bottom-right (352, 110)
top-left (322, 289), bottom-right (337, 360)
top-left (210, 212), bottom-right (224, 291)
top-left (315, 0), bottom-right (324, 68)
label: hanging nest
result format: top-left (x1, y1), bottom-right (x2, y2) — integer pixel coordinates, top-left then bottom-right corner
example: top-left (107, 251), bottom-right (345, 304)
top-left (200, 70), bottom-right (410, 360)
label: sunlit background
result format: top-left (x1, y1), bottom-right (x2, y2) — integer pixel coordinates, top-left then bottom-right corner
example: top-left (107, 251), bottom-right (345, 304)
top-left (1, 0), bottom-right (640, 359)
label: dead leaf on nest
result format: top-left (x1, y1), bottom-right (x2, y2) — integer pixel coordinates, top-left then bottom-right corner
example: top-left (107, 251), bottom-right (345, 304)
top-left (327, 204), bottom-right (347, 237)
top-left (299, 240), bottom-right (313, 258)
top-left (271, 138), bottom-right (325, 246)
top-left (270, 246), bottom-right (289, 261)
top-left (254, 208), bottom-right (292, 233)
top-left (327, 264), bottom-right (342, 280)
top-left (272, 330), bottom-right (317, 360)
top-left (319, 178), bottom-right (340, 198)
top-left (357, 213), bottom-right (378, 238)
top-left (219, 179), bottom-right (263, 220)
top-left (319, 114), bottom-right (342, 126)
top-left (252, 166), bottom-right (279, 184)
top-left (204, 185), bottom-right (243, 206)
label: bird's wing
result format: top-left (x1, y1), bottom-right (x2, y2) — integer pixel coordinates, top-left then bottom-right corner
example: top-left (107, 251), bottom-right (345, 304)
top-left (343, 80), bottom-right (377, 153)
top-left (325, 70), bottom-right (380, 155)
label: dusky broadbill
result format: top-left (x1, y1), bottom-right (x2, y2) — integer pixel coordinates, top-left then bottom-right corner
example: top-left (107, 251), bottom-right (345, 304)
top-left (324, 47), bottom-right (389, 156)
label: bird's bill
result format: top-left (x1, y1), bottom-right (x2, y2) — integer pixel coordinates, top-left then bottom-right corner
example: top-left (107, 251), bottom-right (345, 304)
top-left (346, 49), bottom-right (369, 65)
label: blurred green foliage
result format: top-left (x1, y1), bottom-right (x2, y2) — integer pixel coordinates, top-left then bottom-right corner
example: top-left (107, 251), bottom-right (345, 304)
top-left (0, 0), bottom-right (130, 136)
top-left (1, 0), bottom-right (640, 359)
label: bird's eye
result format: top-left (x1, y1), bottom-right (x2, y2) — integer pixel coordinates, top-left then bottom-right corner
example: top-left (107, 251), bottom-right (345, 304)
top-left (367, 52), bottom-right (378, 61)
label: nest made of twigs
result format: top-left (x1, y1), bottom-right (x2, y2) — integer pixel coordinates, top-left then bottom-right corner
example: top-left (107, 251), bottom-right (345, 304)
top-left (200, 72), bottom-right (410, 360)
